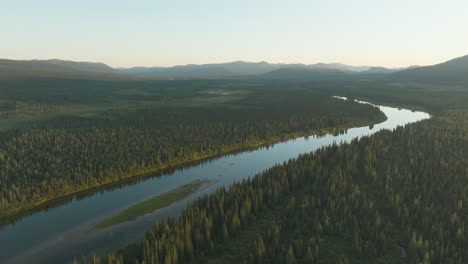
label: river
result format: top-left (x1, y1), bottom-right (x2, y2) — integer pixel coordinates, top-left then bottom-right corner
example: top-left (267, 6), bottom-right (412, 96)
top-left (0, 98), bottom-right (430, 264)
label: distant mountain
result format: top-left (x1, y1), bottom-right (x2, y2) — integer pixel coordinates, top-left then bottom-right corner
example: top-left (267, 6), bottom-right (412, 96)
top-left (0, 58), bottom-right (381, 79)
top-left (45, 59), bottom-right (115, 72)
top-left (7, 56), bottom-right (466, 82)
top-left (119, 61), bottom-right (280, 77)
top-left (258, 67), bottom-right (348, 80)
top-left (307, 63), bottom-right (370, 72)
top-left (393, 55), bottom-right (468, 83)
top-left (406, 65), bottom-right (421, 70)
top-left (119, 61), bottom-right (372, 78)
top-left (0, 59), bottom-right (132, 80)
top-left (364, 67), bottom-right (399, 74)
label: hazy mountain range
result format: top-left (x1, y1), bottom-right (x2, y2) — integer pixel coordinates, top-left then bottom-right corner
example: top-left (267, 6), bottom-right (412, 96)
top-left (0, 59), bottom-right (130, 80)
top-left (392, 55), bottom-right (468, 83)
top-left (119, 61), bottom-right (385, 77)
top-left (0, 59), bottom-right (398, 79)
top-left (0, 55), bottom-right (467, 83)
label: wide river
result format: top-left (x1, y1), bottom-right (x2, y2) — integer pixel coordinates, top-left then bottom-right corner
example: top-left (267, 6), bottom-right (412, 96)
top-left (0, 98), bottom-right (430, 264)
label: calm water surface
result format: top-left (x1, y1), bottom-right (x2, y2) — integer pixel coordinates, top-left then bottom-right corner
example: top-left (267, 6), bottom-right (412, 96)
top-left (0, 98), bottom-right (430, 263)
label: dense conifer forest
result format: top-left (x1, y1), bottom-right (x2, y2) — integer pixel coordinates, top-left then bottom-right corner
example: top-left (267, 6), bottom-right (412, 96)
top-left (0, 80), bottom-right (384, 216)
top-left (76, 110), bottom-right (468, 264)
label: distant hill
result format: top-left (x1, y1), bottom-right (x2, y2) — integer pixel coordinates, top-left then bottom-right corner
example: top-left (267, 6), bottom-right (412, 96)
top-left (119, 61), bottom-right (280, 77)
top-left (258, 67), bottom-right (348, 80)
top-left (45, 59), bottom-right (115, 72)
top-left (308, 63), bottom-right (370, 72)
top-left (393, 55), bottom-right (468, 83)
top-left (5, 56), bottom-right (467, 82)
top-left (363, 67), bottom-right (399, 74)
top-left (0, 58), bottom-right (379, 79)
top-left (0, 59), bottom-right (132, 80)
top-left (119, 61), bottom-right (372, 78)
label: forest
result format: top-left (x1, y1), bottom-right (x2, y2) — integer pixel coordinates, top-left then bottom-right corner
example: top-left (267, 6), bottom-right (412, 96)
top-left (1, 75), bottom-right (468, 264)
top-left (0, 79), bottom-right (385, 217)
top-left (77, 109), bottom-right (468, 264)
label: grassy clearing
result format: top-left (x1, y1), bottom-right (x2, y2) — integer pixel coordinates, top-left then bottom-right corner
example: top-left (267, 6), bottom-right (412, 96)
top-left (95, 180), bottom-right (211, 229)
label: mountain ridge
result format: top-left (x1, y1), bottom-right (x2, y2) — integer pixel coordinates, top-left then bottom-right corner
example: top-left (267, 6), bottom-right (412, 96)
top-left (392, 55), bottom-right (468, 83)
top-left (0, 59), bottom-right (133, 80)
top-left (119, 61), bottom-right (374, 77)
top-left (1, 55), bottom-right (467, 81)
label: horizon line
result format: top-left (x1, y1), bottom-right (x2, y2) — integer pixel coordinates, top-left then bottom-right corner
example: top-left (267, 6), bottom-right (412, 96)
top-left (0, 57), bottom-right (436, 70)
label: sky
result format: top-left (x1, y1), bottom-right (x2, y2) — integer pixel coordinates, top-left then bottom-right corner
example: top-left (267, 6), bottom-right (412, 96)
top-left (1, 0), bottom-right (468, 68)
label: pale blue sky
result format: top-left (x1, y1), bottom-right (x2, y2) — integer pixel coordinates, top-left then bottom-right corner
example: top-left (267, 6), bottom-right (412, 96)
top-left (1, 0), bottom-right (467, 68)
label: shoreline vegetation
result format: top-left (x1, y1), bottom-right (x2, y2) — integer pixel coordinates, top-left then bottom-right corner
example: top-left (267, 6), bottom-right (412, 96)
top-left (0, 118), bottom-right (384, 223)
top-left (95, 179), bottom-right (213, 229)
